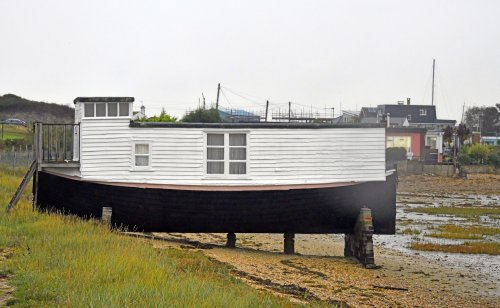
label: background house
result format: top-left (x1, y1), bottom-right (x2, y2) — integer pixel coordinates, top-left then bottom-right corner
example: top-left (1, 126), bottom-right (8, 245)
top-left (386, 127), bottom-right (427, 161)
top-left (360, 100), bottom-right (455, 162)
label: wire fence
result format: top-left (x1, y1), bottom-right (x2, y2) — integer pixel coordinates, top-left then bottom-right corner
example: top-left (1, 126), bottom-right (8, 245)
top-left (0, 149), bottom-right (34, 167)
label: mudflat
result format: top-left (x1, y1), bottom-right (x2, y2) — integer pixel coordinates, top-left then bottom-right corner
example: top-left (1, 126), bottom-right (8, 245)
top-left (146, 175), bottom-right (499, 307)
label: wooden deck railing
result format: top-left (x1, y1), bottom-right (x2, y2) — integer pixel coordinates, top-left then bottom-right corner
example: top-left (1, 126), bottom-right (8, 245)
top-left (34, 123), bottom-right (80, 167)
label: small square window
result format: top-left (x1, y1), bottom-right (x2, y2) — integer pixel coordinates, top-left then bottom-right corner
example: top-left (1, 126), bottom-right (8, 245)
top-left (108, 103), bottom-right (118, 116)
top-left (419, 109), bottom-right (427, 116)
top-left (119, 103), bottom-right (130, 116)
top-left (96, 103), bottom-right (106, 117)
top-left (84, 103), bottom-right (94, 117)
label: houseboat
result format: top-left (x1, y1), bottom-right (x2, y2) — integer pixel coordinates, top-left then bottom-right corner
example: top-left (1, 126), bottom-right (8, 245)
top-left (28, 97), bottom-right (396, 265)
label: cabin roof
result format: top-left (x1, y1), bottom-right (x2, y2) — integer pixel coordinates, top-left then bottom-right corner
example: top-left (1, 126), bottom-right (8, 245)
top-left (130, 121), bottom-right (384, 129)
top-left (73, 97), bottom-right (135, 104)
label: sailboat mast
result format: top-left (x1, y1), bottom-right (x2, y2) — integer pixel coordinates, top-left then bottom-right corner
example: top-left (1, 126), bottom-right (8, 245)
top-left (431, 59), bottom-right (435, 106)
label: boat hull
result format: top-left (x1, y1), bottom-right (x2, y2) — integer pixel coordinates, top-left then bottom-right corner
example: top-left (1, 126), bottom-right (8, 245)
top-left (36, 171), bottom-right (397, 234)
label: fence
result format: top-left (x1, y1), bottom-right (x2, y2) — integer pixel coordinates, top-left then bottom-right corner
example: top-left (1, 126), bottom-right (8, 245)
top-left (0, 149), bottom-right (34, 167)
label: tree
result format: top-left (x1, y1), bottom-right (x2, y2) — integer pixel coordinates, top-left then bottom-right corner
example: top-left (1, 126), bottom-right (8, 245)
top-left (456, 123), bottom-right (471, 146)
top-left (181, 107), bottom-right (221, 123)
top-left (443, 125), bottom-right (453, 147)
top-left (481, 106), bottom-right (500, 135)
top-left (464, 106), bottom-right (483, 133)
top-left (464, 105), bottom-right (500, 135)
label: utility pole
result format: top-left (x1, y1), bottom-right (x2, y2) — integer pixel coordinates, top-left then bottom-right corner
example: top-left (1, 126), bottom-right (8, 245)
top-left (431, 58), bottom-right (435, 106)
top-left (265, 100), bottom-right (269, 122)
top-left (288, 101), bottom-right (291, 123)
top-left (216, 83), bottom-right (220, 111)
top-left (461, 102), bottom-right (465, 123)
top-left (202, 93), bottom-right (206, 109)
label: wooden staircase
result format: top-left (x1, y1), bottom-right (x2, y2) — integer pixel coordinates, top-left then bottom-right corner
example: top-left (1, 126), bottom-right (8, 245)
top-left (6, 160), bottom-right (37, 213)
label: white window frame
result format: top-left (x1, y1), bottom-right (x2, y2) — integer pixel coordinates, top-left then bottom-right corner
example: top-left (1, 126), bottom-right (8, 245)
top-left (204, 131), bottom-right (249, 178)
top-left (419, 109), bottom-right (427, 116)
top-left (131, 141), bottom-right (153, 171)
top-left (82, 102), bottom-right (132, 119)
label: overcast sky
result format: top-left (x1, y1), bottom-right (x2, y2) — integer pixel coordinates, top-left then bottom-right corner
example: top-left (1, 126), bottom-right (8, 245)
top-left (1, 0), bottom-right (499, 121)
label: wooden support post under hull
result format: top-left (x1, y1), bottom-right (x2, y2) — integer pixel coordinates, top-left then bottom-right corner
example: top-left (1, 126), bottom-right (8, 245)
top-left (344, 207), bottom-right (376, 268)
top-left (102, 207), bottom-right (112, 226)
top-left (284, 232), bottom-right (295, 254)
top-left (226, 233), bottom-right (236, 248)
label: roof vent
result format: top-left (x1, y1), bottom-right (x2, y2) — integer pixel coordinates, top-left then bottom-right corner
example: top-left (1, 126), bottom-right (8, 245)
top-left (407, 98), bottom-right (411, 105)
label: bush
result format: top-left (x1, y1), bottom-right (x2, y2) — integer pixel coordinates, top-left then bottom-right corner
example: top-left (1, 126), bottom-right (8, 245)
top-left (468, 144), bottom-right (491, 164)
top-left (182, 107), bottom-right (221, 123)
top-left (138, 108), bottom-right (177, 123)
top-left (458, 144), bottom-right (499, 165)
top-left (487, 147), bottom-right (500, 166)
top-left (457, 152), bottom-right (473, 165)
top-left (386, 147), bottom-right (407, 161)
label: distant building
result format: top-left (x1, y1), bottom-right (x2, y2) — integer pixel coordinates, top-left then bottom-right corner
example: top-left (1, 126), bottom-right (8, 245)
top-left (218, 108), bottom-right (261, 123)
top-left (360, 101), bottom-right (456, 162)
top-left (132, 105), bottom-right (146, 120)
top-left (337, 110), bottom-right (360, 124)
top-left (386, 127), bottom-right (427, 161)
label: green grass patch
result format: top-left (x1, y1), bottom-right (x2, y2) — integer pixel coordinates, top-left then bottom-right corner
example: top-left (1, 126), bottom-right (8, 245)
top-left (406, 206), bottom-right (500, 217)
top-left (0, 165), bottom-right (296, 307)
top-left (410, 241), bottom-right (500, 255)
top-left (1, 125), bottom-right (30, 140)
top-left (427, 224), bottom-right (500, 240)
top-left (401, 228), bottom-right (421, 235)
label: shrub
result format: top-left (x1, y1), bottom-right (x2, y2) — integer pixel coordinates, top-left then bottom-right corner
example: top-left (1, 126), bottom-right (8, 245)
top-left (386, 147), bottom-right (407, 161)
top-left (457, 152), bottom-right (473, 165)
top-left (468, 144), bottom-right (491, 164)
top-left (138, 108), bottom-right (177, 122)
top-left (182, 107), bottom-right (221, 123)
top-left (487, 147), bottom-right (500, 166)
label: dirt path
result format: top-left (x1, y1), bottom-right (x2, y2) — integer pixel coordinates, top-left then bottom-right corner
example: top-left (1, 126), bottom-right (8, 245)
top-left (145, 232), bottom-right (497, 307)
top-left (0, 249), bottom-right (14, 307)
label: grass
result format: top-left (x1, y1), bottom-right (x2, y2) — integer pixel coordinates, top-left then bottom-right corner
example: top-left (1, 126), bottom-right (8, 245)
top-left (410, 241), bottom-right (500, 255)
top-left (1, 125), bottom-right (30, 140)
top-left (427, 224), bottom-right (500, 240)
top-left (406, 206), bottom-right (500, 218)
top-left (401, 228), bottom-right (421, 235)
top-left (0, 164), bottom-right (297, 307)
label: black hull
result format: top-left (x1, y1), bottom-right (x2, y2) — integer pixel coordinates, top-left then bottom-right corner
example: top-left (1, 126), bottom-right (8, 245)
top-left (37, 172), bottom-right (397, 234)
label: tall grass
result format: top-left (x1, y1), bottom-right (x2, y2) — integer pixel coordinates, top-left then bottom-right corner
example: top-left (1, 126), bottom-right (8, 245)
top-left (0, 165), bottom-right (294, 307)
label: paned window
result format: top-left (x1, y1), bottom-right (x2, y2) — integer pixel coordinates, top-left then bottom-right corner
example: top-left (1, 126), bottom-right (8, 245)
top-left (134, 143), bottom-right (150, 167)
top-left (206, 133), bottom-right (247, 175)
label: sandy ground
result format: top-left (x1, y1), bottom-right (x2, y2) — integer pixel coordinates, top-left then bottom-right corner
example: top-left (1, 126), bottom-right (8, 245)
top-left (138, 174), bottom-right (500, 307)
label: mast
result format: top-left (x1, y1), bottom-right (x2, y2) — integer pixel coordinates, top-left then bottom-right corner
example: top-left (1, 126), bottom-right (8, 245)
top-left (216, 83), bottom-right (220, 110)
top-left (431, 59), bottom-right (435, 106)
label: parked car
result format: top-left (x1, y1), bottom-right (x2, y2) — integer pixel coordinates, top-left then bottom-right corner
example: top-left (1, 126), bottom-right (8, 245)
top-left (1, 118), bottom-right (27, 126)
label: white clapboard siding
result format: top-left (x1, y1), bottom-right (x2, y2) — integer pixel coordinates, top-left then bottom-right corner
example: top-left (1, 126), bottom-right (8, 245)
top-left (78, 119), bottom-right (386, 185)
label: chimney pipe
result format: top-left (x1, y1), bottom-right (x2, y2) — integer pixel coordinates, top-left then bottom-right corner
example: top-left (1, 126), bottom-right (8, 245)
top-left (407, 98), bottom-right (411, 105)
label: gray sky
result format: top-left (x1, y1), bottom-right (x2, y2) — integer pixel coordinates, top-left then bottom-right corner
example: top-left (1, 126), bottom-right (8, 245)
top-left (1, 0), bottom-right (499, 121)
